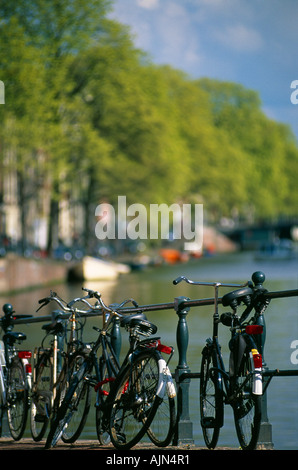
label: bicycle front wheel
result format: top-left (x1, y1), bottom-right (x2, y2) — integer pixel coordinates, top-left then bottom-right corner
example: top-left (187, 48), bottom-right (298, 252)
top-left (109, 350), bottom-right (162, 449)
top-left (30, 352), bottom-right (53, 441)
top-left (233, 351), bottom-right (262, 450)
top-left (199, 345), bottom-right (223, 449)
top-left (45, 359), bottom-right (90, 449)
top-left (61, 353), bottom-right (91, 444)
top-left (146, 393), bottom-right (176, 447)
top-left (7, 358), bottom-right (29, 440)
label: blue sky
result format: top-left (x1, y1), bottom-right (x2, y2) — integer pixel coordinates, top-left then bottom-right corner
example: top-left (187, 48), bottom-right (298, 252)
top-left (109, 0), bottom-right (298, 139)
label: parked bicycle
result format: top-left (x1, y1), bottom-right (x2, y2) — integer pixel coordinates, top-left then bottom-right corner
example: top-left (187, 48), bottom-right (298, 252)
top-left (31, 291), bottom-right (90, 442)
top-left (173, 271), bottom-right (269, 450)
top-left (45, 288), bottom-right (176, 450)
top-left (0, 303), bottom-right (32, 440)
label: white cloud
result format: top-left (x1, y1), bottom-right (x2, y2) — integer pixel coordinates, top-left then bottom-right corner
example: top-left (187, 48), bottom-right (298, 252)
top-left (213, 23), bottom-right (263, 52)
top-left (136, 0), bottom-right (159, 9)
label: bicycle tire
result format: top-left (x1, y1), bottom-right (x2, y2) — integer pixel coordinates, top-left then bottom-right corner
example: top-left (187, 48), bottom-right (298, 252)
top-left (30, 351), bottom-right (53, 441)
top-left (199, 345), bottom-right (223, 449)
top-left (45, 359), bottom-right (91, 449)
top-left (61, 353), bottom-right (91, 443)
top-left (7, 357), bottom-right (29, 441)
top-left (109, 350), bottom-right (164, 449)
top-left (233, 350), bottom-right (262, 450)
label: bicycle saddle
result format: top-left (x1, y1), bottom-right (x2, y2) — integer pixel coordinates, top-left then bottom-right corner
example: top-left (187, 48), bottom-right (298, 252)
top-left (120, 313), bottom-right (147, 327)
top-left (120, 314), bottom-right (158, 335)
top-left (3, 331), bottom-right (27, 345)
top-left (42, 319), bottom-right (65, 335)
top-left (221, 287), bottom-right (253, 307)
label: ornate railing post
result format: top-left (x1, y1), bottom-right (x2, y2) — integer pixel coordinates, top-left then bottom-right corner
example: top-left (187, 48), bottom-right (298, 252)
top-left (252, 271), bottom-right (274, 449)
top-left (255, 309), bottom-right (274, 449)
top-left (173, 296), bottom-right (194, 446)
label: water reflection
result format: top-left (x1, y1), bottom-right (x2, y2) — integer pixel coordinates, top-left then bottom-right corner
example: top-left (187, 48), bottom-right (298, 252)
top-left (1, 252), bottom-right (297, 449)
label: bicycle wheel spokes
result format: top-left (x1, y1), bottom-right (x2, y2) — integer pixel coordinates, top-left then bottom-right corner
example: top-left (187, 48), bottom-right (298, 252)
top-left (233, 352), bottom-right (261, 450)
top-left (30, 353), bottom-right (52, 441)
top-left (110, 352), bottom-right (160, 449)
top-left (7, 359), bottom-right (29, 440)
top-left (61, 376), bottom-right (90, 443)
top-left (146, 394), bottom-right (176, 447)
top-left (199, 348), bottom-right (222, 449)
top-left (45, 359), bottom-right (90, 449)
top-left (45, 381), bottom-right (80, 449)
top-left (61, 353), bottom-right (91, 443)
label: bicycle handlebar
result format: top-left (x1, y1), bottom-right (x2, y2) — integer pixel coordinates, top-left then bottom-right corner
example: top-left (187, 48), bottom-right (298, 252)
top-left (173, 272), bottom-right (270, 324)
top-left (81, 287), bottom-right (140, 315)
top-left (37, 288), bottom-right (140, 320)
top-left (173, 275), bottom-right (248, 289)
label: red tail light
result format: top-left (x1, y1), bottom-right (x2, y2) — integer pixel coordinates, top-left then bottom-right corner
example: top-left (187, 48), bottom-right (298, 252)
top-left (157, 341), bottom-right (173, 355)
top-left (246, 325), bottom-right (263, 335)
top-left (18, 351), bottom-right (32, 359)
top-left (252, 351), bottom-right (262, 368)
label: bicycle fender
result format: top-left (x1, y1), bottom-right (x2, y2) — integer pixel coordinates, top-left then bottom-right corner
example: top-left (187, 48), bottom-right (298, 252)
top-left (229, 334), bottom-right (246, 377)
top-left (156, 358), bottom-right (176, 399)
top-left (249, 351), bottom-right (262, 395)
top-left (21, 358), bottom-right (32, 390)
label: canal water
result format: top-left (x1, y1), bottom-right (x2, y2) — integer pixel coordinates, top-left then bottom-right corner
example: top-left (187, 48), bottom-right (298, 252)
top-left (1, 252), bottom-right (297, 449)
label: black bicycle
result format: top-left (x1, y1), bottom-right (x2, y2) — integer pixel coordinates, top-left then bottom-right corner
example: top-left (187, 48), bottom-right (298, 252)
top-left (31, 291), bottom-right (90, 443)
top-left (174, 271), bottom-right (269, 450)
top-left (45, 288), bottom-right (176, 450)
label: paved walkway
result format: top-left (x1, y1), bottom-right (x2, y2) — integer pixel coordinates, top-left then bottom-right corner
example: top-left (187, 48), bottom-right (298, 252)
top-left (0, 437), bottom-right (236, 451)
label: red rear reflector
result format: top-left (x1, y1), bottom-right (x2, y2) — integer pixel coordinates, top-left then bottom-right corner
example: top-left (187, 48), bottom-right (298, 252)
top-left (252, 353), bottom-right (262, 369)
top-left (157, 342), bottom-right (173, 355)
top-left (246, 325), bottom-right (263, 335)
top-left (25, 364), bottom-right (32, 374)
top-left (18, 351), bottom-right (32, 359)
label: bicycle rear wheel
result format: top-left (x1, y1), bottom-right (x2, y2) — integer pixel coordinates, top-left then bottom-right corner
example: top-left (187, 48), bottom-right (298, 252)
top-left (7, 357), bottom-right (29, 440)
top-left (30, 351), bottom-right (53, 441)
top-left (109, 350), bottom-right (162, 449)
top-left (199, 345), bottom-right (223, 449)
top-left (233, 350), bottom-right (262, 450)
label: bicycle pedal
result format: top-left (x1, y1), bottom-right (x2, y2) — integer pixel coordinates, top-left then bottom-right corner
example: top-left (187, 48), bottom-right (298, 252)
top-left (34, 413), bottom-right (47, 423)
top-left (201, 417), bottom-right (216, 428)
